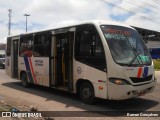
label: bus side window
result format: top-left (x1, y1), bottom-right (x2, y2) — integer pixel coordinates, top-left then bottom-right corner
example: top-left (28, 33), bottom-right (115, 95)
top-left (6, 38), bottom-right (11, 56)
top-left (19, 35), bottom-right (33, 57)
top-left (75, 25), bottom-right (106, 71)
top-left (90, 34), bottom-right (104, 57)
top-left (33, 32), bottom-right (50, 57)
top-left (79, 31), bottom-right (91, 56)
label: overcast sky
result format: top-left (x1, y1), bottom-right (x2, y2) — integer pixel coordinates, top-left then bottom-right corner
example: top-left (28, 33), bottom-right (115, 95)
top-left (0, 0), bottom-right (160, 43)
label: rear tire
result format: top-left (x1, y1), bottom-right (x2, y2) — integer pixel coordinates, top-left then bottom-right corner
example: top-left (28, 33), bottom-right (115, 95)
top-left (79, 82), bottom-right (95, 104)
top-left (21, 73), bottom-right (30, 88)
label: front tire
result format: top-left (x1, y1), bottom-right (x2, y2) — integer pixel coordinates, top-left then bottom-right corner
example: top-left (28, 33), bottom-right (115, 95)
top-left (79, 82), bottom-right (95, 104)
top-left (21, 73), bottom-right (30, 88)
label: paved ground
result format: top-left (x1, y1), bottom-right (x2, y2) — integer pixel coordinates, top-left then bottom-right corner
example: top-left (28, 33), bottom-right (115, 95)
top-left (0, 69), bottom-right (160, 120)
top-left (155, 71), bottom-right (160, 82)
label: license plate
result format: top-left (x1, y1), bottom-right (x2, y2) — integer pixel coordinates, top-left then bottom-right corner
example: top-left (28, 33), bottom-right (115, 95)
top-left (138, 91), bottom-right (146, 96)
top-left (138, 89), bottom-right (149, 96)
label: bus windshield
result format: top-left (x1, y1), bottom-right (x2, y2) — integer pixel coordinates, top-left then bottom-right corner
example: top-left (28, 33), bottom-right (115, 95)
top-left (101, 25), bottom-right (151, 66)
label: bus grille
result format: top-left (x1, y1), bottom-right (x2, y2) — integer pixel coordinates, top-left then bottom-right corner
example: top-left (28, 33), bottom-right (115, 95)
top-left (130, 75), bottom-right (152, 83)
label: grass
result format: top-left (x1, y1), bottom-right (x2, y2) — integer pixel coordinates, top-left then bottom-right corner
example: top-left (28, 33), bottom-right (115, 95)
top-left (0, 103), bottom-right (12, 111)
top-left (153, 59), bottom-right (160, 71)
top-left (0, 108), bottom-right (4, 111)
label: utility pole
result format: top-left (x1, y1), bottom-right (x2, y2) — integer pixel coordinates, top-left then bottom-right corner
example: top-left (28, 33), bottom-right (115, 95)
top-left (8, 9), bottom-right (12, 36)
top-left (24, 14), bottom-right (30, 33)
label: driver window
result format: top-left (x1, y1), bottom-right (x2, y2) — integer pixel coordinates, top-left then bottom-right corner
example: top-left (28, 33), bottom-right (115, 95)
top-left (75, 24), bottom-right (106, 71)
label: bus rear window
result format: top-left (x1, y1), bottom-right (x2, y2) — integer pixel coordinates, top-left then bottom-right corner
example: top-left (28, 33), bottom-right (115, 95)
top-left (6, 38), bottom-right (11, 56)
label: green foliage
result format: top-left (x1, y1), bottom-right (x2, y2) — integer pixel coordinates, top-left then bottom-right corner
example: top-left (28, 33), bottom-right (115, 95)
top-left (153, 59), bottom-right (160, 71)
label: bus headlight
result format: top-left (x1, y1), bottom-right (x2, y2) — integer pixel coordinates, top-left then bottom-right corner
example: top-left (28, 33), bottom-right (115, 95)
top-left (109, 78), bottom-right (131, 85)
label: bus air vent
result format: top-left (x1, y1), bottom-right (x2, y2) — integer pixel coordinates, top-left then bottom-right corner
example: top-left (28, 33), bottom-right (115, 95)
top-left (130, 75), bottom-right (152, 83)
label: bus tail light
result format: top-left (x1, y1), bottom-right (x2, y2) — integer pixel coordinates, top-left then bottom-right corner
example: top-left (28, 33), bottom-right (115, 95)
top-left (109, 78), bottom-right (131, 85)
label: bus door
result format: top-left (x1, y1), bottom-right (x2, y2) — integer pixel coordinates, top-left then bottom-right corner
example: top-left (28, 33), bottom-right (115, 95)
top-left (51, 28), bottom-right (75, 90)
top-left (50, 35), bottom-right (56, 86)
top-left (6, 38), bottom-right (11, 76)
top-left (56, 34), bottom-right (65, 87)
top-left (12, 39), bottom-right (19, 78)
top-left (67, 28), bottom-right (75, 91)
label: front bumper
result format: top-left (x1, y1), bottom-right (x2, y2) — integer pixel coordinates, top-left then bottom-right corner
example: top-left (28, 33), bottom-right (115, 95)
top-left (108, 80), bottom-right (156, 100)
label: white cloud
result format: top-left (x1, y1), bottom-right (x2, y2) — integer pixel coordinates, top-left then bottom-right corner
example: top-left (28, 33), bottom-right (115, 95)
top-left (0, 25), bottom-right (8, 43)
top-left (125, 13), bottom-right (160, 32)
top-left (24, 0), bottom-right (111, 25)
top-left (0, 0), bottom-right (160, 43)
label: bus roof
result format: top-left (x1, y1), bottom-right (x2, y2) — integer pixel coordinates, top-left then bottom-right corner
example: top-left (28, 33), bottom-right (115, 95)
top-left (7, 20), bottom-right (134, 38)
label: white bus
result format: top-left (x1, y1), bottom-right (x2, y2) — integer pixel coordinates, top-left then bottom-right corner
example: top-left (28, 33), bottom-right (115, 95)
top-left (5, 21), bottom-right (156, 104)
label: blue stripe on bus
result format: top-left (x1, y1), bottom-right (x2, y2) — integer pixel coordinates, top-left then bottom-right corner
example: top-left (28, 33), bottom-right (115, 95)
top-left (24, 57), bottom-right (34, 83)
top-left (143, 67), bottom-right (148, 78)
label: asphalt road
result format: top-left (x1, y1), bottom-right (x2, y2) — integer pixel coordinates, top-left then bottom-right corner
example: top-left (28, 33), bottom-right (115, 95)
top-left (0, 69), bottom-right (160, 120)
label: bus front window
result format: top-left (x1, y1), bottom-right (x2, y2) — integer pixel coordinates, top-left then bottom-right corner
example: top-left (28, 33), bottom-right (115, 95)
top-left (101, 25), bottom-right (151, 66)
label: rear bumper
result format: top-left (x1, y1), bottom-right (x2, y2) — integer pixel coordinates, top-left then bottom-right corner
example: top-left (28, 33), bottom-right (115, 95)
top-left (108, 80), bottom-right (156, 100)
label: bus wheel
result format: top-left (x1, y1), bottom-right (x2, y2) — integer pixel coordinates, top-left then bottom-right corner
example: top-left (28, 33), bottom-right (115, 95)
top-left (79, 82), bottom-right (95, 104)
top-left (21, 73), bottom-right (30, 88)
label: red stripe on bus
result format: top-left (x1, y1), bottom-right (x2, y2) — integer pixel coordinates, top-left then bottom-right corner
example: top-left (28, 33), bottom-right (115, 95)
top-left (28, 57), bottom-right (37, 84)
top-left (137, 67), bottom-right (142, 78)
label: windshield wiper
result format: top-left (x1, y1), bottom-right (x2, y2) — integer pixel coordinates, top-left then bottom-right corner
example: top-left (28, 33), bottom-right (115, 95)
top-left (128, 45), bottom-right (140, 66)
top-left (122, 35), bottom-right (141, 66)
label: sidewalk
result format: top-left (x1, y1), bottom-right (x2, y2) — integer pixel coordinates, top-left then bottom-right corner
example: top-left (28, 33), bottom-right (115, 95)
top-left (155, 71), bottom-right (160, 82)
